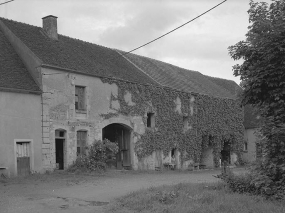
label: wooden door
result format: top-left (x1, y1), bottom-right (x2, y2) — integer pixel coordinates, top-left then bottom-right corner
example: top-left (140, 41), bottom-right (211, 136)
top-left (116, 129), bottom-right (123, 169)
top-left (16, 142), bottom-right (30, 176)
top-left (122, 129), bottom-right (131, 167)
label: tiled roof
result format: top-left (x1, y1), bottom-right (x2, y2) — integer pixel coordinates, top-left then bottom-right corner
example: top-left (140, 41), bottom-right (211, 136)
top-left (120, 51), bottom-right (237, 98)
top-left (0, 18), bottom-right (158, 86)
top-left (0, 17), bottom-right (239, 99)
top-left (0, 29), bottom-right (41, 93)
top-left (206, 76), bottom-right (242, 97)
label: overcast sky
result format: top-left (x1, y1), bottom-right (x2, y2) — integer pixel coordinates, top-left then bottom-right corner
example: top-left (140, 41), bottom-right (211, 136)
top-left (0, 0), bottom-right (272, 84)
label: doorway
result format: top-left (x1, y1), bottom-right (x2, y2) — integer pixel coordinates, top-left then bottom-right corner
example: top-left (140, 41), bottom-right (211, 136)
top-left (55, 130), bottom-right (65, 170)
top-left (102, 124), bottom-right (131, 170)
top-left (16, 142), bottom-right (31, 176)
top-left (221, 140), bottom-right (231, 165)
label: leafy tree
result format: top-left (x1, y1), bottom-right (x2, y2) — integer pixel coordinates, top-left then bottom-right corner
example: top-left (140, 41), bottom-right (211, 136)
top-left (228, 0), bottom-right (285, 199)
top-left (229, 0), bottom-right (285, 123)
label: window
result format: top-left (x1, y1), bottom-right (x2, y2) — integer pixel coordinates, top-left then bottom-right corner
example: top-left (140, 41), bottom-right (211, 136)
top-left (75, 86), bottom-right (85, 110)
top-left (55, 130), bottom-right (65, 138)
top-left (77, 131), bottom-right (87, 155)
top-left (244, 141), bottom-right (248, 152)
top-left (147, 113), bottom-right (155, 128)
top-left (183, 116), bottom-right (188, 131)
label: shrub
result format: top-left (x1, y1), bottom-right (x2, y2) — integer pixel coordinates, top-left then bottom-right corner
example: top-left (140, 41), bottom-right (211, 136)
top-left (220, 163), bottom-right (285, 200)
top-left (68, 139), bottom-right (119, 172)
top-left (222, 170), bottom-right (256, 194)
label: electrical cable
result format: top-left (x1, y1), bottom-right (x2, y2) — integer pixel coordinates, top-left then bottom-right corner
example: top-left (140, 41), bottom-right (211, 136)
top-left (40, 0), bottom-right (228, 76)
top-left (0, 0), bottom-right (14, 6)
top-left (121, 0), bottom-right (228, 56)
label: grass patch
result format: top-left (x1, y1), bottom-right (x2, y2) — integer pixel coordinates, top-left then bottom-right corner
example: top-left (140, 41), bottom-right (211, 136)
top-left (106, 182), bottom-right (285, 213)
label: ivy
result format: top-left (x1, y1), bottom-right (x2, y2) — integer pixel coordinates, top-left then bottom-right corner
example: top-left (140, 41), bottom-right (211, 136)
top-left (100, 112), bottom-right (119, 120)
top-left (101, 78), bottom-right (244, 167)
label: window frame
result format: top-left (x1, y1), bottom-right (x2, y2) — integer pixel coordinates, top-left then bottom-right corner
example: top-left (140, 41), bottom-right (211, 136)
top-left (77, 130), bottom-right (87, 156)
top-left (244, 141), bottom-right (248, 152)
top-left (183, 116), bottom-right (189, 132)
top-left (147, 113), bottom-right (155, 128)
top-left (75, 86), bottom-right (86, 111)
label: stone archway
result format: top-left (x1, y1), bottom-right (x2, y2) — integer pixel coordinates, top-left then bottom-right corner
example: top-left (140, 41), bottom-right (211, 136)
top-left (102, 123), bottom-right (132, 170)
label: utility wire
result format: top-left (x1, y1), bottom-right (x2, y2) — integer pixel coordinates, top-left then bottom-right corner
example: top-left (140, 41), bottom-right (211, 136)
top-left (41, 0), bottom-right (228, 76)
top-left (0, 0), bottom-right (14, 6)
top-left (121, 0), bottom-right (228, 56)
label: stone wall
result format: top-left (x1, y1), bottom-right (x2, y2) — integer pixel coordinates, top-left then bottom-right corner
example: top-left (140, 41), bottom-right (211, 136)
top-left (41, 68), bottom-right (150, 170)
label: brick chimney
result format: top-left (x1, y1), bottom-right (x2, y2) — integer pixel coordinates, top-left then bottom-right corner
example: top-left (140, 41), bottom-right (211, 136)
top-left (42, 15), bottom-right (58, 40)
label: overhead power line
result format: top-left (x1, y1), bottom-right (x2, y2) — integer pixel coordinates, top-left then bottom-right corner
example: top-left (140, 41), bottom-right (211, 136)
top-left (121, 0), bottom-right (228, 56)
top-left (41, 0), bottom-right (228, 76)
top-left (0, 0), bottom-right (14, 6)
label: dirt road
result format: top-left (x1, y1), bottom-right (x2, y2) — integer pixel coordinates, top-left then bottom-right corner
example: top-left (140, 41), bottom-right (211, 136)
top-left (0, 168), bottom-right (242, 213)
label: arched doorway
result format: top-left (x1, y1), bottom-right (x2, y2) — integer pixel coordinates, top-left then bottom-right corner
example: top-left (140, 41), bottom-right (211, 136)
top-left (102, 123), bottom-right (131, 170)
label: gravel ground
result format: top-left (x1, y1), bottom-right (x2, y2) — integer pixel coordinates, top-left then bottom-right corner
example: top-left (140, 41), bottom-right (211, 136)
top-left (0, 168), bottom-right (246, 213)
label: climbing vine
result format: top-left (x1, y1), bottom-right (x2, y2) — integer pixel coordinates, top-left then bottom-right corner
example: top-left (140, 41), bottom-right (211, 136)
top-left (101, 78), bottom-right (244, 167)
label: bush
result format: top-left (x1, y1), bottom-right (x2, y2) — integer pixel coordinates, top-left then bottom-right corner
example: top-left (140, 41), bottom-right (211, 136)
top-left (220, 164), bottom-right (285, 200)
top-left (68, 139), bottom-right (119, 172)
top-left (221, 170), bottom-right (256, 194)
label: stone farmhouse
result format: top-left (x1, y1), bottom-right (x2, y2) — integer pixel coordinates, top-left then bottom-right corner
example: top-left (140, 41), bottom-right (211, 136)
top-left (0, 16), bottom-right (245, 177)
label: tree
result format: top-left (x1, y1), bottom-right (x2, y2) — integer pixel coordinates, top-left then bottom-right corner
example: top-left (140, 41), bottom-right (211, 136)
top-left (228, 0), bottom-right (285, 199)
top-left (229, 0), bottom-right (285, 123)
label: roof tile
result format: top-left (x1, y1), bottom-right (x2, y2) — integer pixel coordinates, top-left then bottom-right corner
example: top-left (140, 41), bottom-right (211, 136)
top-left (0, 29), bottom-right (41, 93)
top-left (121, 51), bottom-right (237, 98)
top-left (0, 18), bottom-right (158, 86)
top-left (0, 17), bottom-right (239, 98)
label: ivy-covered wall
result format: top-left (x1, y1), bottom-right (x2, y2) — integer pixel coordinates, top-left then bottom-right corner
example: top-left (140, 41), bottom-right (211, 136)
top-left (41, 67), bottom-right (244, 170)
top-left (102, 78), bottom-right (244, 168)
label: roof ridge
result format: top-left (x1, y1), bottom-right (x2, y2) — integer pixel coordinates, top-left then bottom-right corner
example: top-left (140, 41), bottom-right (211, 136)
top-left (204, 75), bottom-right (238, 84)
top-left (0, 17), bottom-right (236, 84)
top-left (0, 16), bottom-right (40, 28)
top-left (0, 16), bottom-right (237, 98)
top-left (0, 16), bottom-right (119, 53)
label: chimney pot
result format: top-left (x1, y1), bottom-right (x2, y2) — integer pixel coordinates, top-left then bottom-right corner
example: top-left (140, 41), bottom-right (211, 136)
top-left (42, 15), bottom-right (58, 40)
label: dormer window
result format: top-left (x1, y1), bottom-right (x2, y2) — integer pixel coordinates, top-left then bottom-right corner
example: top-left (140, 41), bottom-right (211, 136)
top-left (147, 113), bottom-right (155, 128)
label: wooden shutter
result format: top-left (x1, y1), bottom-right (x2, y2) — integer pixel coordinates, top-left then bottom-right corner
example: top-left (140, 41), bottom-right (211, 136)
top-left (122, 130), bottom-right (131, 167)
top-left (75, 86), bottom-right (85, 110)
top-left (78, 87), bottom-right (85, 110)
top-left (77, 131), bottom-right (87, 155)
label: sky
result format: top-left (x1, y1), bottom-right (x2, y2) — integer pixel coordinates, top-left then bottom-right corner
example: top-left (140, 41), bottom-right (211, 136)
top-left (0, 0), bottom-right (272, 84)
